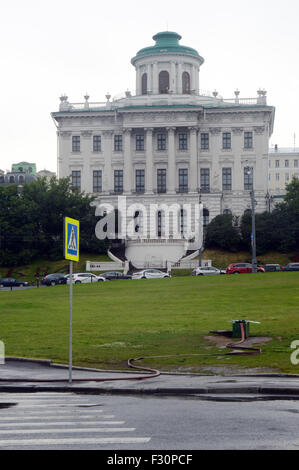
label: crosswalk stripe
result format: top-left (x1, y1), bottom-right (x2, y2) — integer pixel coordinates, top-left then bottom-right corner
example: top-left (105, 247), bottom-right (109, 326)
top-left (0, 415), bottom-right (115, 420)
top-left (0, 421), bottom-right (124, 427)
top-left (0, 437), bottom-right (151, 446)
top-left (15, 403), bottom-right (102, 407)
top-left (0, 428), bottom-right (135, 435)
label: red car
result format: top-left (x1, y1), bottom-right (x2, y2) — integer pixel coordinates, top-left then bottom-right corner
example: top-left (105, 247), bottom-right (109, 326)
top-left (226, 263), bottom-right (265, 274)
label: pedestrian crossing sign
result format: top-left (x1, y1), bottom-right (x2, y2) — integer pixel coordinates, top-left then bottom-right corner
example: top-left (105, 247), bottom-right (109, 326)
top-left (64, 217), bottom-right (80, 261)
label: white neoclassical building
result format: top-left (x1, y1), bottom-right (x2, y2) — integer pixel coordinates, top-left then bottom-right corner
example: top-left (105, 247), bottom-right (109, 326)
top-left (52, 31), bottom-right (275, 269)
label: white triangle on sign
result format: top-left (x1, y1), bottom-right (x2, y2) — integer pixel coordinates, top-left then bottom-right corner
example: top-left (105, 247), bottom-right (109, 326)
top-left (68, 226), bottom-right (77, 251)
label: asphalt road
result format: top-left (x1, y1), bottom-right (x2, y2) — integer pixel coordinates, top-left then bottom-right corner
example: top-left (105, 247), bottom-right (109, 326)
top-left (1, 392), bottom-right (299, 450)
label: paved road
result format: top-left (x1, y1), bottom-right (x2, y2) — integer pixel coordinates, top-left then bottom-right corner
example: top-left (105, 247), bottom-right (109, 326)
top-left (1, 392), bottom-right (299, 450)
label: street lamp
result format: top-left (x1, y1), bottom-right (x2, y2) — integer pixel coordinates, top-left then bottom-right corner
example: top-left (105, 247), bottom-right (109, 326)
top-left (245, 166), bottom-right (257, 273)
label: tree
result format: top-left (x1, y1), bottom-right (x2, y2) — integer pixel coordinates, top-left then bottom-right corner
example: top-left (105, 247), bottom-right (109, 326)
top-left (205, 214), bottom-right (241, 252)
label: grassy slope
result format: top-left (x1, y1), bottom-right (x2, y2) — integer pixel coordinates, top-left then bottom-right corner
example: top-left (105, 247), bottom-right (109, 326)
top-left (1, 272), bottom-right (299, 374)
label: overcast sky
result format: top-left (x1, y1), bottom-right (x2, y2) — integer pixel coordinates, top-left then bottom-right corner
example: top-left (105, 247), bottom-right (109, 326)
top-left (1, 0), bottom-right (298, 173)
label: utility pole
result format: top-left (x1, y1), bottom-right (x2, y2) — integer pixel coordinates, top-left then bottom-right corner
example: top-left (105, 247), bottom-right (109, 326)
top-left (245, 166), bottom-right (257, 273)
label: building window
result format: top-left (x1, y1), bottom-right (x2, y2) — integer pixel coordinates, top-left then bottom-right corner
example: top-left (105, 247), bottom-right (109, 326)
top-left (136, 169), bottom-right (145, 193)
top-left (182, 72), bottom-right (190, 94)
top-left (200, 168), bottom-right (210, 193)
top-left (72, 136), bottom-right (80, 152)
top-left (275, 160), bottom-right (280, 168)
top-left (18, 167), bottom-right (23, 172)
top-left (136, 134), bottom-right (144, 151)
top-left (114, 170), bottom-right (123, 193)
top-left (285, 159), bottom-right (289, 168)
top-left (93, 135), bottom-right (101, 152)
top-left (276, 173), bottom-right (280, 181)
top-left (179, 133), bottom-right (188, 150)
top-left (223, 209), bottom-right (232, 215)
top-left (159, 71), bottom-right (169, 94)
top-left (157, 133), bottom-right (166, 150)
top-left (157, 169), bottom-right (166, 193)
top-left (222, 168), bottom-right (232, 190)
top-left (180, 208), bottom-right (185, 235)
top-left (269, 160), bottom-right (271, 168)
top-left (178, 169), bottom-right (188, 193)
top-left (114, 135), bottom-right (123, 151)
top-left (157, 211), bottom-right (162, 237)
top-left (93, 170), bottom-right (102, 193)
top-left (222, 132), bottom-right (231, 149)
top-left (9, 176), bottom-right (15, 184)
top-left (203, 208), bottom-right (209, 227)
top-left (294, 160), bottom-right (298, 168)
top-left (18, 175), bottom-right (25, 184)
top-left (244, 131), bottom-right (253, 149)
top-left (71, 171), bottom-right (81, 191)
top-left (141, 73), bottom-right (147, 95)
top-left (201, 133), bottom-right (209, 150)
top-left (285, 173), bottom-right (290, 182)
top-left (244, 167), bottom-right (253, 190)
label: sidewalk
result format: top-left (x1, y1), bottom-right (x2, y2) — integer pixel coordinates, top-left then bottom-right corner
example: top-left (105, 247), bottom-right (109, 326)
top-left (1, 358), bottom-right (299, 396)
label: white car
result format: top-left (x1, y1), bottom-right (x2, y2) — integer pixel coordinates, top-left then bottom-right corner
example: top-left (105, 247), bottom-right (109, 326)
top-left (191, 266), bottom-right (225, 276)
top-left (66, 273), bottom-right (105, 284)
top-left (132, 269), bottom-right (171, 279)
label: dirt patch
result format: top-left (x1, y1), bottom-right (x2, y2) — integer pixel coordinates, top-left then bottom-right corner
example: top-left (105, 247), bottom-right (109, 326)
top-left (204, 335), bottom-right (273, 349)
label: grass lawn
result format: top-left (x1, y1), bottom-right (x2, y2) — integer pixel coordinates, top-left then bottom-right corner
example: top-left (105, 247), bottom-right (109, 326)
top-left (1, 272), bottom-right (299, 375)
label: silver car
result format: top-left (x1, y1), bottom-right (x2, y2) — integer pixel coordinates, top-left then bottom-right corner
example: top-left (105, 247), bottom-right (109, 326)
top-left (132, 269), bottom-right (171, 279)
top-left (192, 266), bottom-right (223, 276)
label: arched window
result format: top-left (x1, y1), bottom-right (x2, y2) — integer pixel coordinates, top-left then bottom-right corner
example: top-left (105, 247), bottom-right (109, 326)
top-left (0, 175), bottom-right (4, 183)
top-left (9, 176), bottom-right (15, 184)
top-left (19, 175), bottom-right (25, 184)
top-left (223, 209), bottom-right (232, 216)
top-left (203, 208), bottom-right (209, 227)
top-left (159, 71), bottom-right (169, 94)
top-left (157, 211), bottom-right (162, 237)
top-left (182, 72), bottom-right (190, 94)
top-left (141, 73), bottom-right (147, 95)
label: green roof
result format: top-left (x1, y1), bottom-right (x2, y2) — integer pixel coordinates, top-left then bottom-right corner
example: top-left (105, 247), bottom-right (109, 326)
top-left (131, 31), bottom-right (204, 65)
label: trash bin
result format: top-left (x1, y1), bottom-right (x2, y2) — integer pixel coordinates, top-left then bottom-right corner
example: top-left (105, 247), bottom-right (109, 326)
top-left (232, 320), bottom-right (250, 339)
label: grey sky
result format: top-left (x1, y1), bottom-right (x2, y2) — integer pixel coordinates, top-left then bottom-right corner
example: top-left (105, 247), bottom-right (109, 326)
top-left (1, 0), bottom-right (298, 173)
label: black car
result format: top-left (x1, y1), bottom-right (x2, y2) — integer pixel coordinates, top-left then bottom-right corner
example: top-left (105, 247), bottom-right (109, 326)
top-left (0, 277), bottom-right (29, 288)
top-left (283, 263), bottom-right (299, 272)
top-left (100, 271), bottom-right (132, 280)
top-left (41, 273), bottom-right (67, 286)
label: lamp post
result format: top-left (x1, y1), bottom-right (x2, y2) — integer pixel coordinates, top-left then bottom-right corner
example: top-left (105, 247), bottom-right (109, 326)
top-left (199, 191), bottom-right (202, 268)
top-left (245, 166), bottom-right (257, 273)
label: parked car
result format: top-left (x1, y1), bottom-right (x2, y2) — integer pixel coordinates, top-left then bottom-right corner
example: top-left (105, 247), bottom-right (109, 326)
top-left (132, 269), bottom-right (171, 279)
top-left (41, 273), bottom-right (68, 286)
top-left (191, 266), bottom-right (224, 276)
top-left (66, 273), bottom-right (106, 284)
top-left (263, 264), bottom-right (283, 272)
top-left (283, 263), bottom-right (299, 271)
top-left (100, 272), bottom-right (132, 280)
top-left (0, 277), bottom-right (29, 288)
top-left (226, 263), bottom-right (265, 274)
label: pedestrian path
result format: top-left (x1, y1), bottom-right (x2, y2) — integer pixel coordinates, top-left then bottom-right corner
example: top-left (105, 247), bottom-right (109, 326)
top-left (0, 392), bottom-right (151, 449)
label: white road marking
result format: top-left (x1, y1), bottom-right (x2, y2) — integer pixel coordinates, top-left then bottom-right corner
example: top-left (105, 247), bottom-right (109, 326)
top-left (0, 427), bottom-right (135, 435)
top-left (0, 437), bottom-right (151, 446)
top-left (0, 414), bottom-right (115, 420)
top-left (0, 421), bottom-right (124, 427)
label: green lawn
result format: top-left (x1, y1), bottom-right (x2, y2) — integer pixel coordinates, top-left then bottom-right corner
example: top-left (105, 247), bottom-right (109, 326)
top-left (1, 272), bottom-right (299, 375)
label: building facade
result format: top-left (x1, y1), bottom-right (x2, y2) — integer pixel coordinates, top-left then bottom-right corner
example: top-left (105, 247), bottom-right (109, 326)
top-left (52, 31), bottom-right (275, 268)
top-left (268, 146), bottom-right (299, 197)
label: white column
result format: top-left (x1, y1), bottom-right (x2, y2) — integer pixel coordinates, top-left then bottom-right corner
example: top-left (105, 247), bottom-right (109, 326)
top-left (189, 127), bottom-right (198, 192)
top-left (191, 65), bottom-right (196, 93)
top-left (209, 128), bottom-right (221, 192)
top-left (136, 67), bottom-right (141, 95)
top-left (123, 128), bottom-right (132, 194)
top-left (171, 61), bottom-right (176, 93)
top-left (145, 128), bottom-right (154, 194)
top-left (167, 127), bottom-right (176, 194)
top-left (153, 62), bottom-right (158, 94)
top-left (147, 64), bottom-right (152, 93)
top-left (103, 130), bottom-right (113, 194)
top-left (177, 63), bottom-right (182, 94)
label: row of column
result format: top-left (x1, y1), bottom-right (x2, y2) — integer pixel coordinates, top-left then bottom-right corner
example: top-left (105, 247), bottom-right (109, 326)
top-left (136, 62), bottom-right (199, 95)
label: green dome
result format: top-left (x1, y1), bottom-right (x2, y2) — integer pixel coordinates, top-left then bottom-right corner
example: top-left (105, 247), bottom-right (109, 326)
top-left (131, 31), bottom-right (204, 65)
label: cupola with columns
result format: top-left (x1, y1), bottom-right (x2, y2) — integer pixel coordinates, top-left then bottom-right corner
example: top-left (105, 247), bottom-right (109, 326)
top-left (131, 31), bottom-right (204, 96)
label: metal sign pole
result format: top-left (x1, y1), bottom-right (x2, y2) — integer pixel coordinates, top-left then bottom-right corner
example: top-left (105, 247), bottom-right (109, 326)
top-left (69, 260), bottom-right (73, 384)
